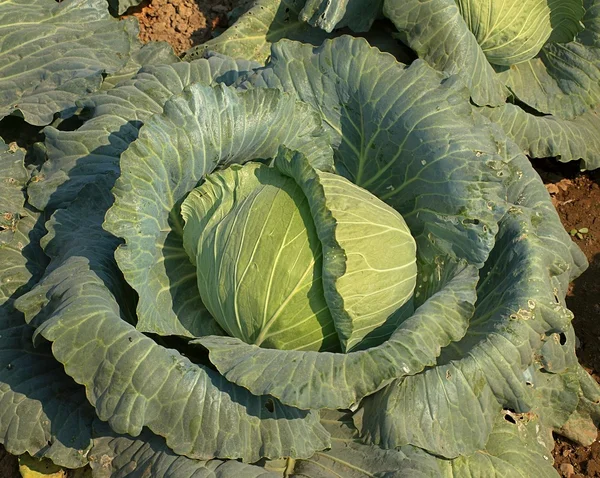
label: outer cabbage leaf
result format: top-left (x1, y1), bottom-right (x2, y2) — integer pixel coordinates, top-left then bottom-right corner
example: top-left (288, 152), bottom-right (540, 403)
top-left (89, 422), bottom-right (278, 478)
top-left (357, 129), bottom-right (591, 458)
top-left (103, 85), bottom-right (333, 339)
top-left (107, 0), bottom-right (144, 15)
top-left (383, 0), bottom-right (507, 106)
top-left (184, 0), bottom-right (331, 63)
top-left (434, 412), bottom-right (557, 477)
top-left (100, 42), bottom-right (180, 91)
top-left (0, 0), bottom-right (140, 126)
top-left (0, 141), bottom-right (95, 468)
top-left (289, 410), bottom-right (443, 477)
top-left (16, 182), bottom-right (330, 463)
top-left (243, 37), bottom-right (508, 267)
top-left (27, 55), bottom-right (259, 211)
top-left (559, 367), bottom-right (600, 445)
top-left (299, 0), bottom-right (383, 32)
top-left (498, 0), bottom-right (600, 119)
top-left (356, 361), bottom-right (500, 458)
top-left (480, 104), bottom-right (600, 170)
top-left (0, 308), bottom-right (95, 469)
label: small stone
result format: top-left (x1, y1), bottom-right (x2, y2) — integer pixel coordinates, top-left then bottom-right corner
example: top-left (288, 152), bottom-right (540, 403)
top-left (546, 183), bottom-right (559, 195)
top-left (559, 463), bottom-right (574, 477)
top-left (174, 20), bottom-right (187, 32)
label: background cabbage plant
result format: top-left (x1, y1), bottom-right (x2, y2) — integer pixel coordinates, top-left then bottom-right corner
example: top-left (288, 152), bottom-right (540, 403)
top-left (185, 0), bottom-right (600, 170)
top-left (0, 0), bottom-right (598, 476)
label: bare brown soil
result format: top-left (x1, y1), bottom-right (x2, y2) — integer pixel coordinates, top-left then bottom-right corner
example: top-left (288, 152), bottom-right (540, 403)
top-left (129, 0), bottom-right (236, 55)
top-left (0, 447), bottom-right (19, 477)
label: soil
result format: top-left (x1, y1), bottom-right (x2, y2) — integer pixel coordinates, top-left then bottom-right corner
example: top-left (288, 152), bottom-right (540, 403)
top-left (0, 447), bottom-right (19, 478)
top-left (128, 0), bottom-right (235, 55)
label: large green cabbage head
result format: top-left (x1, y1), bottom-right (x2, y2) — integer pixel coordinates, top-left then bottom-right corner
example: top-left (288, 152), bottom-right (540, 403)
top-left (181, 154), bottom-right (416, 352)
top-left (455, 0), bottom-right (585, 65)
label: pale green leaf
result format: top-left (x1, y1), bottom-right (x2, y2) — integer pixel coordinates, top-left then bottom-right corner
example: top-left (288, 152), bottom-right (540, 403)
top-left (455, 0), bottom-right (583, 65)
top-left (274, 148), bottom-right (417, 351)
top-left (498, 0), bottom-right (600, 119)
top-left (184, 0), bottom-right (331, 63)
top-left (182, 161), bottom-right (338, 352)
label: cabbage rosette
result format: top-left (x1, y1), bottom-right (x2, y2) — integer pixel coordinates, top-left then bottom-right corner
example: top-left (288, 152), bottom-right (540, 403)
top-left (1, 34), bottom-right (596, 477)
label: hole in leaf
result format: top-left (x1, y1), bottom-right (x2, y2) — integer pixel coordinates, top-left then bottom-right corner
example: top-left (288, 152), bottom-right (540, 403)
top-left (265, 398), bottom-right (275, 413)
top-left (504, 414), bottom-right (516, 424)
top-left (559, 333), bottom-right (567, 345)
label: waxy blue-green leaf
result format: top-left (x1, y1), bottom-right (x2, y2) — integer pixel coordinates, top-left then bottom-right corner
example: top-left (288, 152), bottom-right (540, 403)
top-left (356, 129), bottom-right (590, 457)
top-left (16, 183), bottom-right (330, 463)
top-left (299, 0), bottom-right (383, 32)
top-left (383, 0), bottom-right (507, 106)
top-left (184, 0), bottom-right (331, 63)
top-left (480, 104), bottom-right (600, 170)
top-left (0, 141), bottom-right (94, 468)
top-left (435, 412), bottom-right (557, 477)
top-left (100, 42), bottom-right (180, 91)
top-left (0, 140), bottom-right (47, 310)
top-left (0, 0), bottom-right (140, 126)
top-left (0, 308), bottom-right (95, 469)
top-left (27, 55), bottom-right (260, 212)
top-left (89, 422), bottom-right (279, 478)
top-left (195, 262), bottom-right (475, 410)
top-left (108, 0), bottom-right (144, 15)
top-left (356, 361), bottom-right (501, 458)
top-left (103, 85), bottom-right (332, 339)
top-left (559, 368), bottom-right (600, 445)
top-left (244, 36), bottom-right (508, 267)
top-left (288, 410), bottom-right (443, 477)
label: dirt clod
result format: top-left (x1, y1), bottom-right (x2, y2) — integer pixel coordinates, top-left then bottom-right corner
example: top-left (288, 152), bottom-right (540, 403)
top-left (129, 0), bottom-right (236, 55)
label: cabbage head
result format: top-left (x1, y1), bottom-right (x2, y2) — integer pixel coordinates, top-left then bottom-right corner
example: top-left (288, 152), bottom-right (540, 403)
top-left (181, 158), bottom-right (416, 352)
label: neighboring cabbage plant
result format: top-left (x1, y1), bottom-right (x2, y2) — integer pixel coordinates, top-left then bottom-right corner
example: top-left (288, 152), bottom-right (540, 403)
top-left (188, 0), bottom-right (600, 170)
top-left (1, 21), bottom-right (598, 476)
